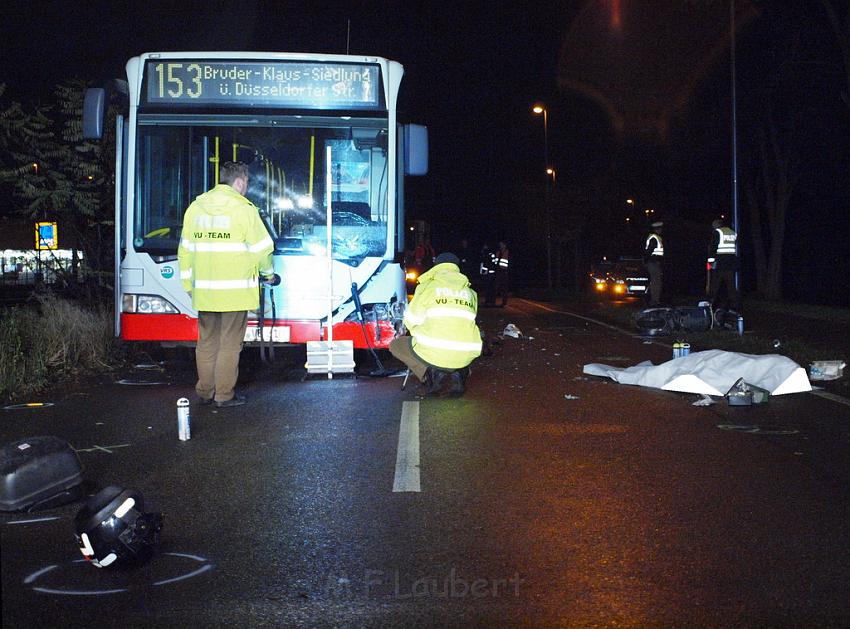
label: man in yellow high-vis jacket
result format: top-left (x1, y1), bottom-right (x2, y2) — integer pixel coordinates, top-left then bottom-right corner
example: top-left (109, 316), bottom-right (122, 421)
top-left (390, 252), bottom-right (482, 396)
top-left (178, 161), bottom-right (275, 408)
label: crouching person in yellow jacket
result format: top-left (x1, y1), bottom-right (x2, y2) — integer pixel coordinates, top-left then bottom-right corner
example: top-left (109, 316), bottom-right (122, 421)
top-left (178, 161), bottom-right (275, 408)
top-left (390, 252), bottom-right (482, 396)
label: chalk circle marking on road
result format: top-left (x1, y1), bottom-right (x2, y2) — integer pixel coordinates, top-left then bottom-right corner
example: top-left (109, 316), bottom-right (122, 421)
top-left (22, 552), bottom-right (214, 596)
top-left (717, 424), bottom-right (800, 435)
top-left (3, 402), bottom-right (55, 410)
top-left (117, 379), bottom-right (170, 386)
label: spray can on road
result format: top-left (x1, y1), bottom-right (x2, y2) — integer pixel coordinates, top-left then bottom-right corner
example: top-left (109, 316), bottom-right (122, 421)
top-left (681, 342), bottom-right (690, 357)
top-left (177, 398), bottom-right (191, 441)
top-left (673, 342), bottom-right (682, 359)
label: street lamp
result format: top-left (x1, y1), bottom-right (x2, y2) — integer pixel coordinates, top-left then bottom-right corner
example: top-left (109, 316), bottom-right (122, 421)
top-left (532, 104), bottom-right (552, 290)
top-left (532, 105), bottom-right (549, 170)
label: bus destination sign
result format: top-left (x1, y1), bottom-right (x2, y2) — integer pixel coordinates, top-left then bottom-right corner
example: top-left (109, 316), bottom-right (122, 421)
top-left (144, 60), bottom-right (383, 110)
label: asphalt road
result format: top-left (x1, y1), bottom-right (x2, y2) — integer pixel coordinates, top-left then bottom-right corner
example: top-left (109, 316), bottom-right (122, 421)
top-left (3, 297), bottom-right (850, 627)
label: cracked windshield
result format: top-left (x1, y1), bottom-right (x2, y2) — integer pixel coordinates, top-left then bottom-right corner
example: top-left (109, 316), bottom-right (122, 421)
top-left (134, 121), bottom-right (389, 263)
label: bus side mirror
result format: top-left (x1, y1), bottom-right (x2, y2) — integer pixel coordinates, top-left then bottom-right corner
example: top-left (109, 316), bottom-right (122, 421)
top-left (83, 81), bottom-right (129, 140)
top-left (403, 124), bottom-right (428, 176)
top-left (83, 88), bottom-right (106, 140)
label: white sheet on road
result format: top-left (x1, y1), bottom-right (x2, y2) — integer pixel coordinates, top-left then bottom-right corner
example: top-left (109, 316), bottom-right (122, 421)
top-left (583, 349), bottom-right (812, 396)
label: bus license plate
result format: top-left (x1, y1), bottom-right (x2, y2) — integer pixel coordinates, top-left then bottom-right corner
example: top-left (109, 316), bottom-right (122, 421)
top-left (244, 326), bottom-right (290, 343)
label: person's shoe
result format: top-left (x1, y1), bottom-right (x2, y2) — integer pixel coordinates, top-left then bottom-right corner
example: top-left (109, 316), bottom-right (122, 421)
top-left (424, 367), bottom-right (446, 395)
top-left (215, 395), bottom-right (246, 408)
top-left (198, 397), bottom-right (214, 406)
top-left (448, 367), bottom-right (469, 396)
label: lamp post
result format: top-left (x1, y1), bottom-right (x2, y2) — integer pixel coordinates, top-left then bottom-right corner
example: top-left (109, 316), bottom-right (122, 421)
top-left (533, 104), bottom-right (552, 290)
top-left (730, 0), bottom-right (741, 296)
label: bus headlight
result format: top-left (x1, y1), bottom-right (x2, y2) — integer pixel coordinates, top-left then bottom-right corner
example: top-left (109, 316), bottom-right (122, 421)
top-left (123, 294), bottom-right (179, 314)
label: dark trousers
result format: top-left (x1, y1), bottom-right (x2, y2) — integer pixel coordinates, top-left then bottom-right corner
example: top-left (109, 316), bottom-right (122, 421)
top-left (709, 269), bottom-right (741, 312)
top-left (480, 274), bottom-right (495, 304)
top-left (646, 261), bottom-right (663, 306)
top-left (493, 272), bottom-right (509, 305)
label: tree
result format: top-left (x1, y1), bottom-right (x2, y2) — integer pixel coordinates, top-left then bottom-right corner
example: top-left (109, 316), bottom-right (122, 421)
top-left (0, 84), bottom-right (53, 187)
top-left (0, 81), bottom-right (115, 292)
top-left (741, 96), bottom-right (795, 300)
top-left (737, 5), bottom-right (830, 301)
top-left (819, 0), bottom-right (850, 109)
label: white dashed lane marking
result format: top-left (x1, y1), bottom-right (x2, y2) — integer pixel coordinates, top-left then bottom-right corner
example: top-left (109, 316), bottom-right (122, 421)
top-left (393, 401), bottom-right (421, 492)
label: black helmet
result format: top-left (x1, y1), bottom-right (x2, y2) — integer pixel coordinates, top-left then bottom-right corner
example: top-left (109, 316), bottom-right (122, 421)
top-left (73, 485), bottom-right (163, 568)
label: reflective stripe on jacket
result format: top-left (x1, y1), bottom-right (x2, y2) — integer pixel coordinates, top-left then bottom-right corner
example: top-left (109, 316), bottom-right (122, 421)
top-left (178, 184), bottom-right (274, 312)
top-left (493, 248), bottom-right (510, 271)
top-left (645, 233), bottom-right (664, 257)
top-left (403, 262), bottom-right (482, 369)
top-left (715, 227), bottom-right (737, 255)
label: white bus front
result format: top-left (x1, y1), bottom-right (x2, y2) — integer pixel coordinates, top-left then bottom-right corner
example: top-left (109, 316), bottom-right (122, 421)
top-left (92, 53), bottom-right (427, 348)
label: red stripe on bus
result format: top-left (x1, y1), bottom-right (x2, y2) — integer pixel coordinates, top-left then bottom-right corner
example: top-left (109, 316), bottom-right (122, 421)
top-left (121, 314), bottom-right (395, 349)
top-left (121, 313), bottom-right (198, 341)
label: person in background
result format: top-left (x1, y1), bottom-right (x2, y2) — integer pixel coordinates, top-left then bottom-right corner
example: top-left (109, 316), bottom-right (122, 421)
top-left (413, 238), bottom-right (435, 270)
top-left (390, 252), bottom-right (482, 396)
top-left (491, 240), bottom-right (510, 307)
top-left (178, 161), bottom-right (276, 408)
top-left (479, 241), bottom-right (496, 305)
top-left (457, 238), bottom-right (478, 282)
top-left (644, 221), bottom-right (665, 306)
top-left (707, 217), bottom-right (741, 313)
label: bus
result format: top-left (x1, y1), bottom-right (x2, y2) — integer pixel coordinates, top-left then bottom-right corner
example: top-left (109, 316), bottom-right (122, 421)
top-left (83, 52), bottom-right (427, 350)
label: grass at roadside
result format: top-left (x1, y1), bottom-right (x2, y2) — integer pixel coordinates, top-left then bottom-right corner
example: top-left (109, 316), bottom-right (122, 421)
top-left (742, 298), bottom-right (850, 324)
top-left (0, 293), bottom-right (120, 401)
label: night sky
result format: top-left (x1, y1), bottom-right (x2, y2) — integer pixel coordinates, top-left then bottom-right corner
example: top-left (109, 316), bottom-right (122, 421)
top-left (3, 1), bottom-right (849, 303)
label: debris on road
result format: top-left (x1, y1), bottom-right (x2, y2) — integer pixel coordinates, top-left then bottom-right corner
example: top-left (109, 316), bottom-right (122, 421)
top-left (564, 394), bottom-right (580, 400)
top-left (809, 360), bottom-right (846, 381)
top-left (725, 378), bottom-right (770, 406)
top-left (2, 402), bottom-right (55, 410)
top-left (502, 324), bottom-right (523, 338)
top-left (717, 424), bottom-right (800, 436)
top-left (692, 394), bottom-right (716, 406)
top-left (117, 379), bottom-right (170, 386)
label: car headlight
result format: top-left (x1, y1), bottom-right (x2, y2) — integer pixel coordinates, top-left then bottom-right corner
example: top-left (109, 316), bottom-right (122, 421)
top-left (122, 294), bottom-right (179, 314)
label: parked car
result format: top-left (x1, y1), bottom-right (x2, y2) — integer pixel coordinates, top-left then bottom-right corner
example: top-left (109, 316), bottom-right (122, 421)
top-left (612, 256), bottom-right (650, 297)
top-left (588, 256), bottom-right (649, 298)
